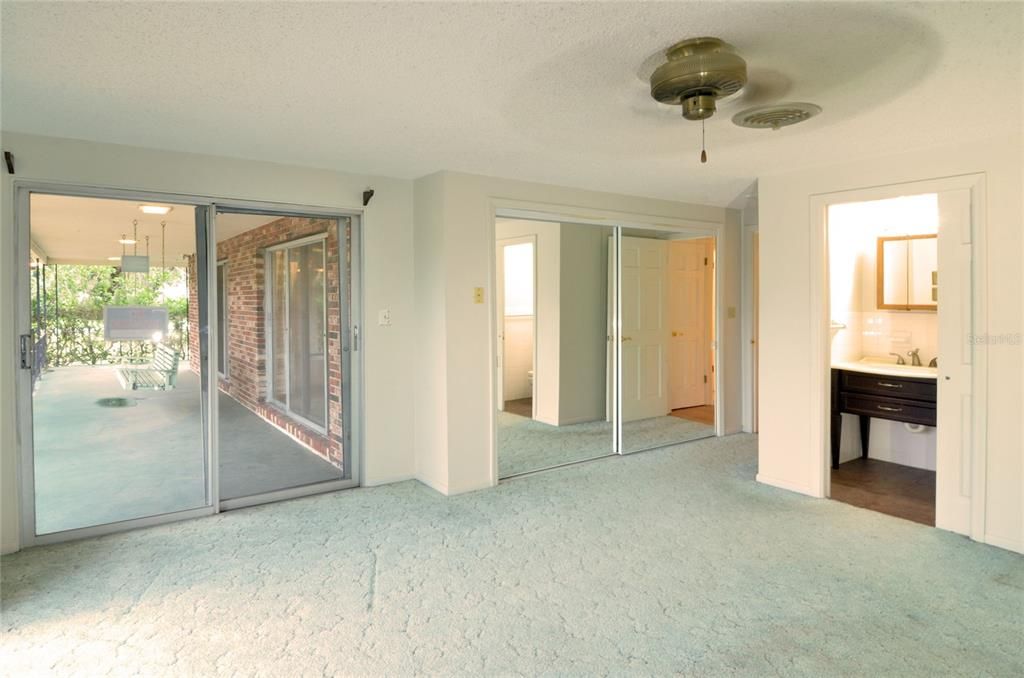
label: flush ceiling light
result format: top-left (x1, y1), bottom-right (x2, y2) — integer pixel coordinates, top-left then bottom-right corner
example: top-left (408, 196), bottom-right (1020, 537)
top-left (139, 204), bottom-right (172, 215)
top-left (119, 235), bottom-right (137, 245)
top-left (108, 256), bottom-right (122, 261)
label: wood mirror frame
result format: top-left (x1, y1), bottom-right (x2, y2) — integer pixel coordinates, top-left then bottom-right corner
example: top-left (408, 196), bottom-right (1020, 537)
top-left (876, 234), bottom-right (938, 311)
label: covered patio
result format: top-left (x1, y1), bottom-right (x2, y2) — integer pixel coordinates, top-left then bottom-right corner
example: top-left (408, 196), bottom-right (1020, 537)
top-left (31, 365), bottom-right (342, 535)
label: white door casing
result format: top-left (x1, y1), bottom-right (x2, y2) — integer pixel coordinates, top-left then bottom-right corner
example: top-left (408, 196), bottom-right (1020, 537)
top-left (621, 236), bottom-right (669, 421)
top-left (668, 239), bottom-right (707, 409)
top-left (495, 240), bottom-right (505, 411)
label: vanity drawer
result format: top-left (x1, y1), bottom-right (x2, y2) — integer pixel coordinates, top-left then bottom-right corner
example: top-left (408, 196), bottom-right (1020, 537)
top-left (841, 372), bottom-right (936, 401)
top-left (840, 394), bottom-right (936, 427)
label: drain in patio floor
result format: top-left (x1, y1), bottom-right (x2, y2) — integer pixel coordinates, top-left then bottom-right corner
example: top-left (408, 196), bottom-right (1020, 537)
top-left (96, 397), bottom-right (136, 408)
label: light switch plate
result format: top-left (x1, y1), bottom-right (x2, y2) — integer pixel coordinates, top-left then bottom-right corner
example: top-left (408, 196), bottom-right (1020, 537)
top-left (474, 287), bottom-right (484, 304)
top-left (378, 309), bottom-right (391, 326)
top-left (727, 306), bottom-right (737, 319)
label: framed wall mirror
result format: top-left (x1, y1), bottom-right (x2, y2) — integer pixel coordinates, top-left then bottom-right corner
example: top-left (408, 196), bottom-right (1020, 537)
top-left (877, 234), bottom-right (938, 310)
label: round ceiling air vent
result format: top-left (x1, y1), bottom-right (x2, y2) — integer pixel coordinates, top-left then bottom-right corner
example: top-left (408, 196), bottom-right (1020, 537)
top-left (732, 102), bottom-right (822, 130)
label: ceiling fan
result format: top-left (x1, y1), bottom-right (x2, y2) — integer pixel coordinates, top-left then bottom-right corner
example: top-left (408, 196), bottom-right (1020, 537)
top-left (648, 37), bottom-right (821, 163)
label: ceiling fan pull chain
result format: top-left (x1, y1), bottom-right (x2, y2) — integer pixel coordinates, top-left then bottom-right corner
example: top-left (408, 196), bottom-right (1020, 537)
top-left (700, 117), bottom-right (708, 164)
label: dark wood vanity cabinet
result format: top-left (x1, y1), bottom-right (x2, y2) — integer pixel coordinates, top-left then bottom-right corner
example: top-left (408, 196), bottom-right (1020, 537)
top-left (830, 369), bottom-right (937, 469)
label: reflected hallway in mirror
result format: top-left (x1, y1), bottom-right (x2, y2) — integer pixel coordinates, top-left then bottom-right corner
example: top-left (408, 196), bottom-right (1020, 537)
top-left (495, 219), bottom-right (615, 478)
top-left (619, 228), bottom-right (717, 454)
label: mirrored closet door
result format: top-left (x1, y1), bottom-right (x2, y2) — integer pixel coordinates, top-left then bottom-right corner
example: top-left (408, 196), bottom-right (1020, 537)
top-left (494, 219), bottom-right (718, 479)
top-left (618, 228), bottom-right (718, 453)
top-left (495, 218), bottom-right (616, 478)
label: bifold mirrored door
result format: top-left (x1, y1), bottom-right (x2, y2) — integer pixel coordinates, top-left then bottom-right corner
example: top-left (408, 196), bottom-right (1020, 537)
top-left (214, 209), bottom-right (355, 502)
top-left (494, 219), bottom-right (616, 478)
top-left (493, 219), bottom-right (719, 479)
top-left (23, 192), bottom-right (211, 537)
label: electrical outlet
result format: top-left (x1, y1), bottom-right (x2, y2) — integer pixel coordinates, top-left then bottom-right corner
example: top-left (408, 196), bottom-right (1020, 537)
top-left (474, 287), bottom-right (484, 304)
top-left (378, 309), bottom-right (391, 326)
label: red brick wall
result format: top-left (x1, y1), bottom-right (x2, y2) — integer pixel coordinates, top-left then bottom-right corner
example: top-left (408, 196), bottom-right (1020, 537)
top-left (186, 217), bottom-right (346, 470)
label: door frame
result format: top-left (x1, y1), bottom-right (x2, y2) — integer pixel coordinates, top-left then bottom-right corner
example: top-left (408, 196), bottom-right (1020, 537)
top-left (12, 180), bottom-right (364, 547)
top-left (488, 201), bottom-right (725, 483)
top-left (262, 231), bottom-right (331, 435)
top-left (807, 174), bottom-right (988, 540)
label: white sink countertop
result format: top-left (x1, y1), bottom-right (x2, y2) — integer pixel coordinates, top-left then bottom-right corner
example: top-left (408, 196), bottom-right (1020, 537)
top-left (831, 358), bottom-right (938, 380)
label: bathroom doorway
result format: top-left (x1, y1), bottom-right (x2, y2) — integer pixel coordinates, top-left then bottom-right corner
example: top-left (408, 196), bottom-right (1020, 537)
top-left (495, 235), bottom-right (537, 419)
top-left (818, 181), bottom-right (981, 535)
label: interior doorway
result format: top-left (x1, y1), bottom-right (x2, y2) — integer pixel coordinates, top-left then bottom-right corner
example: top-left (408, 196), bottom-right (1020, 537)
top-left (495, 236), bottom-right (536, 419)
top-left (819, 183), bottom-right (980, 535)
top-left (667, 237), bottom-right (716, 427)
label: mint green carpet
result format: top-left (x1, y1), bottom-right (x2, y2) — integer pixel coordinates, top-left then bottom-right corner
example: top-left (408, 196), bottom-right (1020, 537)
top-left (3, 434), bottom-right (1022, 676)
top-left (497, 410), bottom-right (713, 477)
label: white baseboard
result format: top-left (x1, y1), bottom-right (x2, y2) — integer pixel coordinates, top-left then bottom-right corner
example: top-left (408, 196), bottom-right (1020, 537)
top-left (414, 474), bottom-right (448, 496)
top-left (361, 474), bottom-right (414, 488)
top-left (755, 472), bottom-right (817, 498)
top-left (983, 532), bottom-right (1024, 555)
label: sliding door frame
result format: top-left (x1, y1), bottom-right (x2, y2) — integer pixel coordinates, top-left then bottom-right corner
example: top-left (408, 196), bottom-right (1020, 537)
top-left (489, 201), bottom-right (724, 484)
top-left (211, 204), bottom-right (361, 511)
top-left (12, 180), bottom-right (364, 548)
top-left (13, 182), bottom-right (217, 548)
top-left (264, 232), bottom-right (330, 434)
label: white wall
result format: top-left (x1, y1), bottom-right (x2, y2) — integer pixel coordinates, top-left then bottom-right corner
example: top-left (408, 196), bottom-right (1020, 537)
top-left (412, 173), bottom-right (448, 493)
top-left (557, 223), bottom-right (610, 425)
top-left (758, 137), bottom-right (1024, 554)
top-left (0, 132), bottom-right (416, 553)
top-left (414, 171), bottom-right (738, 496)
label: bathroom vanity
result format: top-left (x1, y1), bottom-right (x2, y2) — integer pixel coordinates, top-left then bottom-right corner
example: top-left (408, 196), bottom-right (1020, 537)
top-left (830, 360), bottom-right (937, 469)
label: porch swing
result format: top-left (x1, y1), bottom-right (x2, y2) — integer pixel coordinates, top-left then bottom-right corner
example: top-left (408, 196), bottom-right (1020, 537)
top-left (104, 220), bottom-right (180, 391)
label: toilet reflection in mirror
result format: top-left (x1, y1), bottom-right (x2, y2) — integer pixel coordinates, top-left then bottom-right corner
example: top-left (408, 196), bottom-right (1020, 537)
top-left (495, 219), bottom-right (615, 477)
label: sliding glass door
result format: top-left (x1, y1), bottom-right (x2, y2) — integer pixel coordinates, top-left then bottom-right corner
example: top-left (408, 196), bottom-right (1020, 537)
top-left (269, 237), bottom-right (328, 429)
top-left (15, 187), bottom-right (362, 546)
top-left (214, 210), bottom-right (355, 503)
top-left (17, 190), bottom-right (212, 539)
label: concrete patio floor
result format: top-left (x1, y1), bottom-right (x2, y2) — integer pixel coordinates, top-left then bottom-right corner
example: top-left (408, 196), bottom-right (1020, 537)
top-left (31, 365), bottom-right (342, 535)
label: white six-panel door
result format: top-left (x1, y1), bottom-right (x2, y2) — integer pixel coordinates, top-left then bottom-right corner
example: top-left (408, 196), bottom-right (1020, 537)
top-left (621, 236), bottom-right (669, 421)
top-left (668, 239), bottom-right (707, 409)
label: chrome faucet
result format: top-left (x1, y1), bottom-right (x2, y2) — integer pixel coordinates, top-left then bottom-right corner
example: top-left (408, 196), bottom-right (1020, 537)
top-left (929, 357), bottom-right (938, 368)
top-left (889, 352), bottom-right (906, 365)
top-left (907, 348), bottom-right (922, 367)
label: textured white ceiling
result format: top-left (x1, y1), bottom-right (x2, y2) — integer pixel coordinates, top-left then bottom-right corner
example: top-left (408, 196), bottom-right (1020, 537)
top-left (3, 2), bottom-right (1021, 206)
